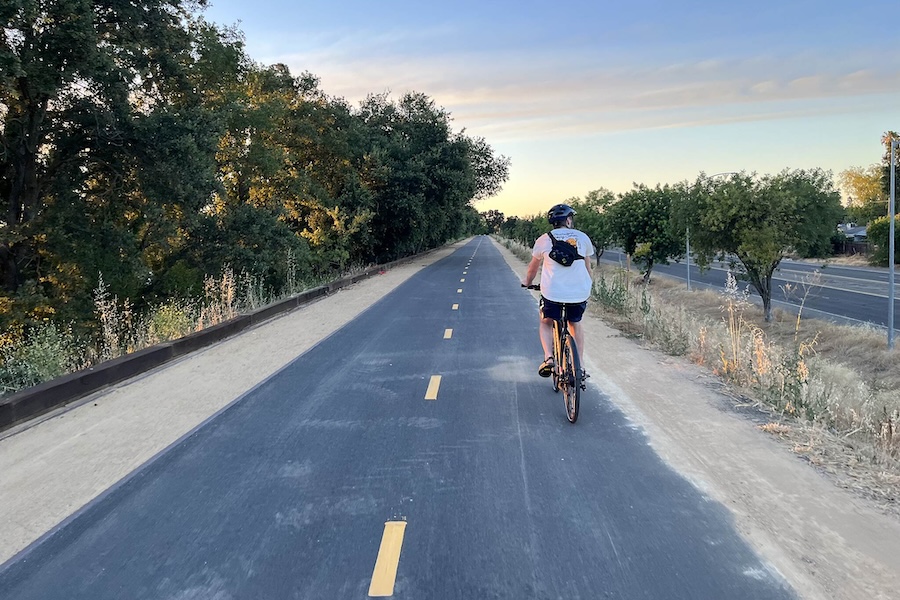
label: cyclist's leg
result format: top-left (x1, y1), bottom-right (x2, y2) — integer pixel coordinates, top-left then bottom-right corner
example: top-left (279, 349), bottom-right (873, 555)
top-left (568, 321), bottom-right (584, 362)
top-left (565, 301), bottom-right (589, 364)
top-left (539, 316), bottom-right (554, 359)
top-left (538, 298), bottom-right (561, 376)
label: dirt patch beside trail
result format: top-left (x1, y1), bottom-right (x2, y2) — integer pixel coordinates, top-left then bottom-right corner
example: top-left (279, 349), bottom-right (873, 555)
top-left (496, 239), bottom-right (900, 600)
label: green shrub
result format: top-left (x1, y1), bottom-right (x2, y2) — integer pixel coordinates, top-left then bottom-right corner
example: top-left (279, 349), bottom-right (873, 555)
top-left (592, 270), bottom-right (630, 314)
top-left (148, 300), bottom-right (197, 344)
top-left (867, 215), bottom-right (900, 266)
top-left (0, 323), bottom-right (83, 394)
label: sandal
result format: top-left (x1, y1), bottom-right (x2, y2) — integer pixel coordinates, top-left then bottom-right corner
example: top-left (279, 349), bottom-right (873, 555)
top-left (538, 357), bottom-right (554, 378)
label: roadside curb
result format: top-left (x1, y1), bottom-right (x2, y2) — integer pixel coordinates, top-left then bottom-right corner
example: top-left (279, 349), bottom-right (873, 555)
top-left (0, 248), bottom-right (439, 433)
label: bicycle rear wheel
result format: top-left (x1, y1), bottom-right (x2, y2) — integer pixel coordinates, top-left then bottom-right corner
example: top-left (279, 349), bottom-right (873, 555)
top-left (561, 335), bottom-right (581, 423)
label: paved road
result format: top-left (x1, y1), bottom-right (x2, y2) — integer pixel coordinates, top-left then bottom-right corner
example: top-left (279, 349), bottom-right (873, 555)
top-left (600, 249), bottom-right (900, 330)
top-left (0, 238), bottom-right (794, 599)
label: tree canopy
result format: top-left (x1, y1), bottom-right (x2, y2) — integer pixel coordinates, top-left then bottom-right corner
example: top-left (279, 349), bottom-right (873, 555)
top-left (491, 168), bottom-right (860, 325)
top-left (568, 188), bottom-right (616, 259)
top-left (674, 169), bottom-right (843, 321)
top-left (0, 3), bottom-right (509, 332)
top-left (839, 164), bottom-right (886, 225)
top-left (607, 183), bottom-right (684, 283)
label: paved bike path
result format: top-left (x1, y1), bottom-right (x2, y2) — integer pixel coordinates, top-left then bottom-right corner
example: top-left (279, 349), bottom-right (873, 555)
top-left (0, 237), bottom-right (794, 599)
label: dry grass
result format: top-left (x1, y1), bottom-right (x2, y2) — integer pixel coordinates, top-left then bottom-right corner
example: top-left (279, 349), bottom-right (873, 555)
top-left (758, 422), bottom-right (793, 436)
top-left (634, 273), bottom-right (900, 391)
top-left (0, 265), bottom-right (330, 396)
top-left (584, 260), bottom-right (900, 513)
top-left (92, 269), bottom-right (243, 361)
top-left (790, 253), bottom-right (872, 268)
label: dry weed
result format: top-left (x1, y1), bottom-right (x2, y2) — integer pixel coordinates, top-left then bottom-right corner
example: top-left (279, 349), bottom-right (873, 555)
top-left (589, 261), bottom-right (900, 485)
top-left (759, 422), bottom-right (792, 435)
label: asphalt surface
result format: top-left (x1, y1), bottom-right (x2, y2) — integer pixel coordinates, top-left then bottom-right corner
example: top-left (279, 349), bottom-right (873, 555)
top-left (600, 249), bottom-right (900, 329)
top-left (0, 237), bottom-right (795, 599)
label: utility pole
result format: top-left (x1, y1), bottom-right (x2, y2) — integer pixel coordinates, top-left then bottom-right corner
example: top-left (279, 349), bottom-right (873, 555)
top-left (686, 226), bottom-right (691, 291)
top-left (889, 139), bottom-right (897, 349)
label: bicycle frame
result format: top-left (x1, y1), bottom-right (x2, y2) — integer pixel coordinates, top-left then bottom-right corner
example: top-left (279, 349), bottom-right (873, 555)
top-left (550, 307), bottom-right (570, 390)
top-left (554, 307), bottom-right (572, 357)
top-left (524, 284), bottom-right (582, 423)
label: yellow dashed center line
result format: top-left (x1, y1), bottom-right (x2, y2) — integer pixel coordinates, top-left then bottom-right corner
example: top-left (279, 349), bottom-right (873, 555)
top-left (460, 278), bottom-right (465, 282)
top-left (452, 304), bottom-right (459, 310)
top-left (425, 375), bottom-right (442, 400)
top-left (368, 521), bottom-right (407, 597)
top-left (457, 288), bottom-right (462, 293)
top-left (444, 328), bottom-right (453, 339)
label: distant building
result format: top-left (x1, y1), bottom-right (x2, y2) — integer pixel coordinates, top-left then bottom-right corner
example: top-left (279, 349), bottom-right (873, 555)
top-left (837, 222), bottom-right (868, 242)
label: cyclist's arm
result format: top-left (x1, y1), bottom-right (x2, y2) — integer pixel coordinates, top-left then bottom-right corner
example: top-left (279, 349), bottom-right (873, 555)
top-left (582, 236), bottom-right (594, 279)
top-left (523, 255), bottom-right (541, 287)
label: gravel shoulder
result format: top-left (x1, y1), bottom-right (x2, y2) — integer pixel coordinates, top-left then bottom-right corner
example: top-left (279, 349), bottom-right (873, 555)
top-left (3, 237), bottom-right (900, 600)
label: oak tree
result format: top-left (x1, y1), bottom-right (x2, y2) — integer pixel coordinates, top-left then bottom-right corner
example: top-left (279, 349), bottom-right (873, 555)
top-left (678, 170), bottom-right (842, 322)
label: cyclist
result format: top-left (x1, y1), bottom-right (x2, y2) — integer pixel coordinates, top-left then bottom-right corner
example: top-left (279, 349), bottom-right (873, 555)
top-left (521, 203), bottom-right (595, 377)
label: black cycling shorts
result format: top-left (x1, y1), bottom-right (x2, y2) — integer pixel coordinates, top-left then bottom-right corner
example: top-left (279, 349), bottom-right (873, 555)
top-left (539, 297), bottom-right (587, 322)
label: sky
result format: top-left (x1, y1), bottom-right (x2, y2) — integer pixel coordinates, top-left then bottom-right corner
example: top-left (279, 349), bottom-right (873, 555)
top-left (202, 0), bottom-right (900, 217)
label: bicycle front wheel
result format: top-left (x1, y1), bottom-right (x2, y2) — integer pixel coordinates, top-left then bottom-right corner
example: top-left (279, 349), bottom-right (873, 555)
top-left (561, 335), bottom-right (581, 423)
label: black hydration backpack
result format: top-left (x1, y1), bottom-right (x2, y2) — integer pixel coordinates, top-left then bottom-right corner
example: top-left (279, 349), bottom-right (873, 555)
top-left (547, 233), bottom-right (582, 266)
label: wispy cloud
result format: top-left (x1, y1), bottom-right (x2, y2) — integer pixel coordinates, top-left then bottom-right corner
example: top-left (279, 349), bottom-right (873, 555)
top-left (205, 0), bottom-right (900, 213)
top-left (272, 41), bottom-right (900, 141)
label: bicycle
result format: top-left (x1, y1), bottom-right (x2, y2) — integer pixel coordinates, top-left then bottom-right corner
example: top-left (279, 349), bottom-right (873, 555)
top-left (523, 284), bottom-right (584, 423)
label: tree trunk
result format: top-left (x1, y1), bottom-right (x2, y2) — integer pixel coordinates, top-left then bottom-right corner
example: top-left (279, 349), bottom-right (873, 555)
top-left (642, 258), bottom-right (654, 284)
top-left (761, 271), bottom-right (774, 322)
top-left (2, 91), bottom-right (49, 294)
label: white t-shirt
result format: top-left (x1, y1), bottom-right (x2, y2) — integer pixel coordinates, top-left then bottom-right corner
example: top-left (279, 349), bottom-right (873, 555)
top-left (532, 228), bottom-right (595, 303)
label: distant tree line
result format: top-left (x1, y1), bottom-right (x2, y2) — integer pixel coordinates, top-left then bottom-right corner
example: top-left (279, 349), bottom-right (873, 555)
top-left (488, 169), bottom-right (848, 322)
top-left (1, 2), bottom-right (509, 334)
top-left (490, 128), bottom-right (899, 322)
top-left (489, 132), bottom-right (899, 320)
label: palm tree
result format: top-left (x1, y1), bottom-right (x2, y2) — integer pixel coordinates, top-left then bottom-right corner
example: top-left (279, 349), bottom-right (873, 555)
top-left (880, 131), bottom-right (899, 196)
top-left (882, 131), bottom-right (899, 160)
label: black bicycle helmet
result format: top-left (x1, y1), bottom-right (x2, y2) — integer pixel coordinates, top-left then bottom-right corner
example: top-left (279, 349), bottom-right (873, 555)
top-left (547, 203), bottom-right (576, 225)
